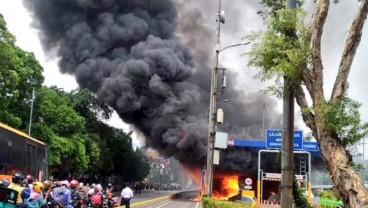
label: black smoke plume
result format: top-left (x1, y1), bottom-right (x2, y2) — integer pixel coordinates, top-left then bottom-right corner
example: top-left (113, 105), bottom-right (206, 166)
top-left (23, 0), bottom-right (284, 172)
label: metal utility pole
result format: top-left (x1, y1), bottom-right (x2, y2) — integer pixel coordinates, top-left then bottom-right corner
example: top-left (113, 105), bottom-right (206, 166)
top-left (281, 0), bottom-right (296, 207)
top-left (28, 88), bottom-right (36, 136)
top-left (262, 103), bottom-right (266, 140)
top-left (206, 0), bottom-right (223, 196)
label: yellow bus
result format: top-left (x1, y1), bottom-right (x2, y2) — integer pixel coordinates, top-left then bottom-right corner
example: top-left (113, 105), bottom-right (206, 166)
top-left (0, 122), bottom-right (47, 181)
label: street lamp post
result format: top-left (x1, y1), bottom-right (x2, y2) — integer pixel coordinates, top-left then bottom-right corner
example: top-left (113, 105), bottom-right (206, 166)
top-left (205, 0), bottom-right (250, 196)
top-left (28, 87), bottom-right (36, 136)
top-left (28, 87), bottom-right (62, 136)
top-left (205, 0), bottom-right (225, 196)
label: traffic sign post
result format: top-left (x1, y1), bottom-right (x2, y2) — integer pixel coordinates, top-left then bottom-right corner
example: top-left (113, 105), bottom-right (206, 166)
top-left (245, 178), bottom-right (252, 185)
top-left (266, 129), bottom-right (303, 150)
top-left (244, 178), bottom-right (252, 190)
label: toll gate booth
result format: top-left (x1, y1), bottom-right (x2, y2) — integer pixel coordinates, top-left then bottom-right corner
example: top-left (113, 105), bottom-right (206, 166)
top-left (227, 129), bottom-right (320, 204)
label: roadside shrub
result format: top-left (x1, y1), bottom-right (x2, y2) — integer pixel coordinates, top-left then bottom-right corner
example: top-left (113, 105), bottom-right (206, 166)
top-left (202, 197), bottom-right (256, 208)
top-left (317, 190), bottom-right (335, 199)
top-left (317, 190), bottom-right (344, 207)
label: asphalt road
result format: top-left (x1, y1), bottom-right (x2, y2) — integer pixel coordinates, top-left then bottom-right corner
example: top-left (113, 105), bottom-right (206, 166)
top-left (116, 190), bottom-right (181, 204)
top-left (153, 191), bottom-right (201, 208)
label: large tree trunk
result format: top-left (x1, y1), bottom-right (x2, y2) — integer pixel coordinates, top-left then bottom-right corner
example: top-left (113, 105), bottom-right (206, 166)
top-left (294, 1), bottom-right (368, 207)
top-left (317, 128), bottom-right (368, 207)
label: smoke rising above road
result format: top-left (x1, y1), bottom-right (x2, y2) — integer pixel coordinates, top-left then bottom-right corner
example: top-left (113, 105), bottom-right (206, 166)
top-left (23, 0), bottom-right (282, 172)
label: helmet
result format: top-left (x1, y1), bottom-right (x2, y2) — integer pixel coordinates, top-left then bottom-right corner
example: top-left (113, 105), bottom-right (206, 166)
top-left (33, 182), bottom-right (44, 193)
top-left (0, 179), bottom-right (10, 187)
top-left (26, 175), bottom-right (34, 184)
top-left (70, 179), bottom-right (79, 188)
top-left (61, 180), bottom-right (70, 188)
top-left (43, 180), bottom-right (52, 190)
top-left (107, 183), bottom-right (112, 188)
top-left (12, 173), bottom-right (25, 184)
top-left (95, 184), bottom-right (102, 192)
top-left (3, 179), bottom-right (10, 187)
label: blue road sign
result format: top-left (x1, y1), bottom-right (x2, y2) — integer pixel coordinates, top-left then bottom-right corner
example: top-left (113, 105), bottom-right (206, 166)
top-left (303, 141), bottom-right (319, 152)
top-left (266, 129), bottom-right (303, 150)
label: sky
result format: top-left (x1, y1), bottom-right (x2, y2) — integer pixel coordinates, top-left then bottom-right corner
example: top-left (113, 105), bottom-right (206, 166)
top-left (0, 1), bottom-right (367, 155)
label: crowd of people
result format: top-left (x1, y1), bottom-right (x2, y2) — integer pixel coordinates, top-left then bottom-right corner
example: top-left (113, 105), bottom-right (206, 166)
top-left (0, 172), bottom-right (134, 208)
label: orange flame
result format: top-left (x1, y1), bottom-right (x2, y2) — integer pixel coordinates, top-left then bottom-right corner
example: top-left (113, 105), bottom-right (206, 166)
top-left (192, 191), bottom-right (203, 202)
top-left (212, 175), bottom-right (239, 200)
top-left (182, 167), bottom-right (204, 201)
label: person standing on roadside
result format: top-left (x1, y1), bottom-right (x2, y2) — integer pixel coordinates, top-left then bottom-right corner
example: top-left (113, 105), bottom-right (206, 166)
top-left (120, 183), bottom-right (133, 208)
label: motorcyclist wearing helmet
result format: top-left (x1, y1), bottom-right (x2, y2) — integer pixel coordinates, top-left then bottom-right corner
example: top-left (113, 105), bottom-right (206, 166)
top-left (43, 181), bottom-right (52, 192)
top-left (25, 175), bottom-right (35, 189)
top-left (0, 179), bottom-right (11, 187)
top-left (70, 179), bottom-right (82, 208)
top-left (26, 182), bottom-right (47, 208)
top-left (42, 180), bottom-right (57, 207)
top-left (8, 172), bottom-right (25, 205)
top-left (106, 183), bottom-right (113, 194)
top-left (53, 180), bottom-right (72, 208)
top-left (0, 179), bottom-right (6, 187)
top-left (90, 184), bottom-right (104, 208)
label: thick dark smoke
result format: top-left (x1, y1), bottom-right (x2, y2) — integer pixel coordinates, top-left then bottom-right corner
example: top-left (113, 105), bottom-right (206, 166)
top-left (23, 0), bottom-right (291, 174)
top-left (24, 0), bottom-right (207, 168)
top-left (174, 0), bottom-right (285, 174)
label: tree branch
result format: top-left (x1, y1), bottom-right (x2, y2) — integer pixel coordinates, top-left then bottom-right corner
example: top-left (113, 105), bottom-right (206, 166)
top-left (300, 63), bottom-right (315, 100)
top-left (294, 84), bottom-right (317, 135)
top-left (330, 0), bottom-right (368, 101)
top-left (309, 0), bottom-right (330, 101)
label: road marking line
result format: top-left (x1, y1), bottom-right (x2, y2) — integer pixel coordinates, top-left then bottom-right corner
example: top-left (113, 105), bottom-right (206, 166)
top-left (155, 201), bottom-right (172, 208)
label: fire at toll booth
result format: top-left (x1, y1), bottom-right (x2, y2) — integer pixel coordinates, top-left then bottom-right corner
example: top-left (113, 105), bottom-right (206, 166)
top-left (210, 137), bottom-right (322, 204)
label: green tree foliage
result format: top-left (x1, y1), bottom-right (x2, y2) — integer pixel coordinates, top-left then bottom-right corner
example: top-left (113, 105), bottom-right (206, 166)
top-left (317, 95), bottom-right (368, 147)
top-left (0, 14), bottom-right (15, 44)
top-left (0, 13), bottom-right (43, 128)
top-left (128, 148), bottom-right (151, 182)
top-left (32, 88), bottom-right (150, 180)
top-left (66, 89), bottom-right (150, 181)
top-left (29, 88), bottom-right (89, 176)
top-left (247, 2), bottom-right (310, 97)
top-left (37, 88), bottom-right (85, 136)
top-left (0, 14), bottom-right (150, 182)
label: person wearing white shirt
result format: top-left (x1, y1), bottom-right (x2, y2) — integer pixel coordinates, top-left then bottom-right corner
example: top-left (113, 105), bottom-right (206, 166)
top-left (120, 183), bottom-right (134, 208)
